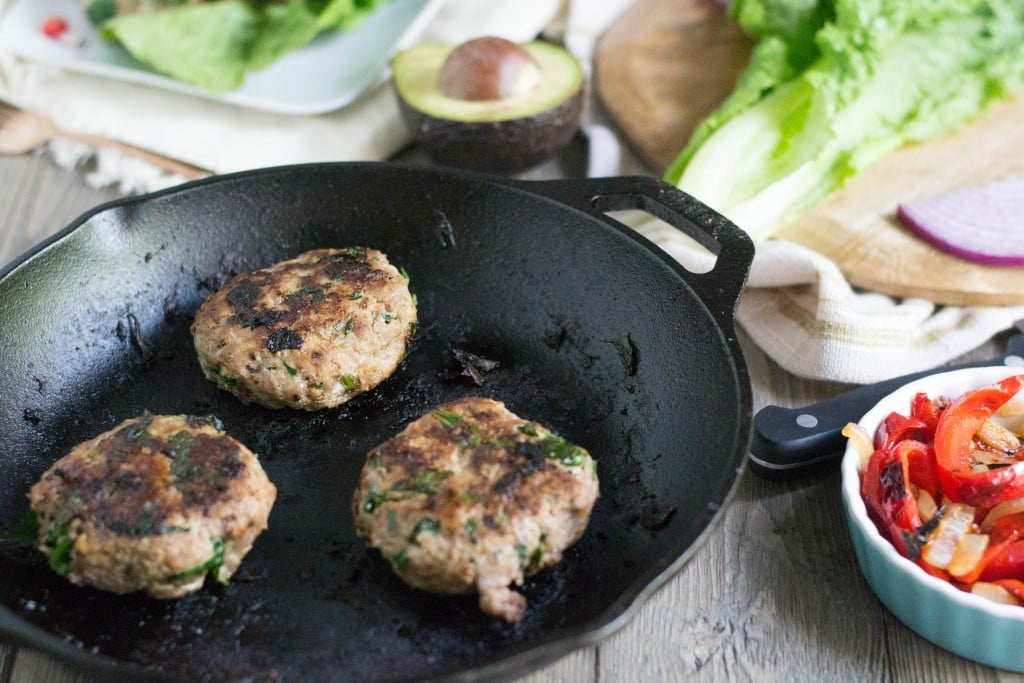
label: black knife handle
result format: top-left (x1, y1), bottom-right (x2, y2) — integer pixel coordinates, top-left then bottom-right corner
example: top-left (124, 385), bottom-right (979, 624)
top-left (748, 335), bottom-right (1024, 480)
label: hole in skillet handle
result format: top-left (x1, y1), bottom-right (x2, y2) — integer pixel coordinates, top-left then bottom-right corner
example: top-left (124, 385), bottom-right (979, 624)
top-left (603, 209), bottom-right (716, 275)
top-left (507, 175), bottom-right (755, 333)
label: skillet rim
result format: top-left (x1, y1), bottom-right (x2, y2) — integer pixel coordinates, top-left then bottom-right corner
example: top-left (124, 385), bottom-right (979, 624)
top-left (0, 161), bottom-right (752, 682)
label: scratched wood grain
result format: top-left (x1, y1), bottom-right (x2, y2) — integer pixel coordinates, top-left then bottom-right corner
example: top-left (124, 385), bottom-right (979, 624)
top-left (5, 154), bottom-right (1024, 683)
top-left (0, 155), bottom-right (119, 263)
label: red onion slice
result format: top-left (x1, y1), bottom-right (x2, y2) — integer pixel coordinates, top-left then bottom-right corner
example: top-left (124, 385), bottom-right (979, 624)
top-left (897, 176), bottom-right (1024, 266)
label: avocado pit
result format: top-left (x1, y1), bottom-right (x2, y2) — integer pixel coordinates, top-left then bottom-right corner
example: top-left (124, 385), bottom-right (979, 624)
top-left (439, 37), bottom-right (542, 101)
top-left (392, 37), bottom-right (583, 173)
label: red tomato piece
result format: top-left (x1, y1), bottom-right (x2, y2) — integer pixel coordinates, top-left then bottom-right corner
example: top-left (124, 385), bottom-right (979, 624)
top-left (41, 16), bottom-right (67, 38)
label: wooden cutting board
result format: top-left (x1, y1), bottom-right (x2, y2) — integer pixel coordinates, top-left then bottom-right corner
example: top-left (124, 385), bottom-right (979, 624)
top-left (594, 0), bottom-right (1024, 306)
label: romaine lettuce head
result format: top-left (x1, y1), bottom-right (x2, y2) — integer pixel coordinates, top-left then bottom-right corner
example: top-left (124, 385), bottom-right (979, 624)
top-left (666, 0), bottom-right (1024, 240)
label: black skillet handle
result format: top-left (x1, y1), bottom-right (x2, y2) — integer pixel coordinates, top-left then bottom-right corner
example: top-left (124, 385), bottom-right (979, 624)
top-left (749, 334), bottom-right (1024, 480)
top-left (515, 176), bottom-right (755, 331)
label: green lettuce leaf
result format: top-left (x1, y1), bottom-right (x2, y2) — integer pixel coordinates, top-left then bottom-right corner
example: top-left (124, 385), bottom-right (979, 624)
top-left (665, 0), bottom-right (1024, 240)
top-left (99, 0), bottom-right (386, 92)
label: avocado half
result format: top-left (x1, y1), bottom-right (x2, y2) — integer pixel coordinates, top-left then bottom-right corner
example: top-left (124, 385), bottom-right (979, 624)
top-left (392, 41), bottom-right (584, 173)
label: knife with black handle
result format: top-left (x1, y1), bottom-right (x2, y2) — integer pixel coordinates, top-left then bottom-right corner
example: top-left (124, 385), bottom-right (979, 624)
top-left (748, 333), bottom-right (1024, 480)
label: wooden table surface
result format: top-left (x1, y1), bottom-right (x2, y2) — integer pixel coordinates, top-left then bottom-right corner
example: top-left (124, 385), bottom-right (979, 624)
top-left (1, 152), bottom-right (1022, 683)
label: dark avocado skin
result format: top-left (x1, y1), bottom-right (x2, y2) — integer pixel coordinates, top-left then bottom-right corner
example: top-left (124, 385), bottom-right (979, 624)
top-left (396, 88), bottom-right (583, 173)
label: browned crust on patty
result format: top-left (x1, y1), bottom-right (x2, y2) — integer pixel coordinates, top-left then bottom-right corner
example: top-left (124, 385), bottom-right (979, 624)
top-left (28, 414), bottom-right (276, 598)
top-left (191, 247), bottom-right (417, 410)
top-left (352, 397), bottom-right (599, 622)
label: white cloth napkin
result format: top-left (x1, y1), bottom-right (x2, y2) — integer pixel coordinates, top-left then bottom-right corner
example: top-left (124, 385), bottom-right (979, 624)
top-left (2, 0), bottom-right (1020, 385)
top-left (737, 241), bottom-right (1024, 383)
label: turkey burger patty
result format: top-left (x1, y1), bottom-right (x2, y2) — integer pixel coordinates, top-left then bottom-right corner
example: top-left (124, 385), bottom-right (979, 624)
top-left (28, 413), bottom-right (276, 598)
top-left (352, 397), bottom-right (599, 623)
top-left (192, 247), bottom-right (417, 410)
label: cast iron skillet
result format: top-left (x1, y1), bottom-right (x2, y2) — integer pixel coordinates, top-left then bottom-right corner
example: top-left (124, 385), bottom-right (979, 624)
top-left (0, 163), bottom-right (753, 682)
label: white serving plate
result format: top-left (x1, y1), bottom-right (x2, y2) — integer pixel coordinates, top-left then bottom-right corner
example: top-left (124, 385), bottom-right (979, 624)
top-left (0, 0), bottom-right (447, 115)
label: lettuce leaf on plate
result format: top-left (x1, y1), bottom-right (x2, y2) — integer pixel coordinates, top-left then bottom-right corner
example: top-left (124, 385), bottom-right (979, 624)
top-left (93, 0), bottom-right (386, 92)
top-left (665, 0), bottom-right (1024, 240)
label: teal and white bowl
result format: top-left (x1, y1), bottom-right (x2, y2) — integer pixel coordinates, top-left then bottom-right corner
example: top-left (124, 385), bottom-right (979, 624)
top-left (841, 365), bottom-right (1024, 671)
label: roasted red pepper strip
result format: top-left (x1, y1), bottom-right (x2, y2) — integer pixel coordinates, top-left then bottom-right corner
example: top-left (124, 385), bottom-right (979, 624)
top-left (979, 537), bottom-right (1024, 582)
top-left (957, 512), bottom-right (1024, 583)
top-left (862, 441), bottom-right (922, 556)
top-left (878, 411), bottom-right (930, 451)
top-left (992, 578), bottom-right (1024, 603)
top-left (902, 440), bottom-right (940, 500)
top-left (918, 559), bottom-right (951, 582)
top-left (911, 391), bottom-right (944, 436)
top-left (933, 374), bottom-right (1024, 508)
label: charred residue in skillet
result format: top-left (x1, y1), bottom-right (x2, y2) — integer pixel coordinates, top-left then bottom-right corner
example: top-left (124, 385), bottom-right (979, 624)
top-left (629, 500), bottom-right (678, 533)
top-left (435, 210), bottom-right (457, 250)
top-left (609, 334), bottom-right (640, 377)
top-left (115, 312), bottom-right (160, 362)
top-left (2, 579), bottom-right (276, 678)
top-left (538, 314), bottom-right (601, 373)
top-left (543, 321), bottom-right (568, 351)
top-left (21, 377), bottom-right (46, 426)
top-left (450, 348), bottom-right (500, 386)
top-left (140, 242), bottom-right (167, 266)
